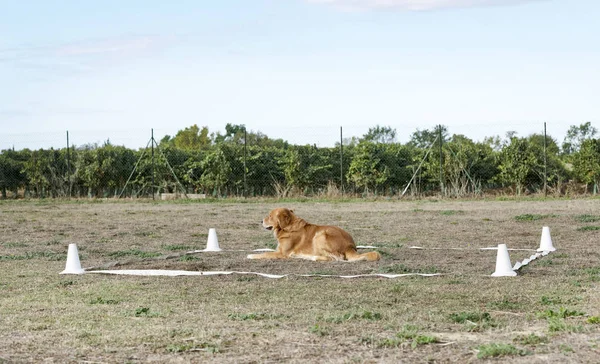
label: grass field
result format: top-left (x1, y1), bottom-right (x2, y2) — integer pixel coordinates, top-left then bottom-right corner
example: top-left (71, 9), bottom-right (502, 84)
top-left (1, 198), bottom-right (600, 363)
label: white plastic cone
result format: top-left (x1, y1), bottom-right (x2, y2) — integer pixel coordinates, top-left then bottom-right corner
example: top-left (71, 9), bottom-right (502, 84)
top-left (491, 244), bottom-right (517, 277)
top-left (60, 243), bottom-right (85, 274)
top-left (203, 228), bottom-right (222, 252)
top-left (537, 226), bottom-right (556, 252)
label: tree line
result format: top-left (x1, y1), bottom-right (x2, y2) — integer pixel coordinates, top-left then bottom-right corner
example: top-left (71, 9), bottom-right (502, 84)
top-left (1, 122), bottom-right (599, 199)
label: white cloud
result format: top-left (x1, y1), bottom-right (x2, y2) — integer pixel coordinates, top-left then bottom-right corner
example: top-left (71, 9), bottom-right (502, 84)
top-left (306, 0), bottom-right (546, 11)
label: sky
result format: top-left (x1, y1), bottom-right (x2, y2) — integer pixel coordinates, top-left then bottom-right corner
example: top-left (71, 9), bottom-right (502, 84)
top-left (1, 0), bottom-right (599, 150)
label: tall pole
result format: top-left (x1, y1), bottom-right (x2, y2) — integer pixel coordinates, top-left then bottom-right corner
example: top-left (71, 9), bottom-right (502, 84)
top-left (151, 128), bottom-right (155, 200)
top-left (438, 125), bottom-right (443, 196)
top-left (340, 126), bottom-right (343, 196)
top-left (66, 131), bottom-right (71, 198)
top-left (244, 128), bottom-right (247, 198)
top-left (543, 122), bottom-right (548, 197)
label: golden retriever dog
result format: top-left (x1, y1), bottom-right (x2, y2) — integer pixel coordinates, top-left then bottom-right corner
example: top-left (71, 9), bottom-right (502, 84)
top-left (247, 208), bottom-right (380, 262)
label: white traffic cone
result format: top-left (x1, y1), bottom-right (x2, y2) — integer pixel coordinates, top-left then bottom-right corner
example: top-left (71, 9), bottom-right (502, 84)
top-left (491, 244), bottom-right (517, 277)
top-left (203, 228), bottom-right (222, 252)
top-left (537, 226), bottom-right (556, 252)
top-left (60, 243), bottom-right (85, 274)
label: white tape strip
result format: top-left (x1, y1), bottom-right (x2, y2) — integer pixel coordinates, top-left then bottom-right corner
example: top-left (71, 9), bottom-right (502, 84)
top-left (480, 247), bottom-right (537, 251)
top-left (513, 251), bottom-right (552, 270)
top-left (409, 246), bottom-right (537, 251)
top-left (86, 269), bottom-right (441, 279)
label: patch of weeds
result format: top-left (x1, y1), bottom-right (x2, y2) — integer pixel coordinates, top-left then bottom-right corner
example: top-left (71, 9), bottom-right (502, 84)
top-left (514, 214), bottom-right (556, 222)
top-left (537, 307), bottom-right (585, 319)
top-left (133, 307), bottom-right (161, 318)
top-left (513, 334), bottom-right (549, 346)
top-left (163, 244), bottom-right (194, 251)
top-left (0, 251), bottom-right (65, 261)
top-left (577, 226), bottom-right (600, 231)
top-left (228, 312), bottom-right (279, 321)
top-left (178, 255), bottom-right (200, 262)
top-left (378, 264), bottom-right (438, 274)
top-left (559, 344), bottom-right (575, 353)
top-left (412, 208), bottom-right (424, 213)
top-left (89, 297), bottom-right (120, 305)
top-left (134, 231), bottom-right (160, 238)
top-left (488, 299), bottom-right (523, 311)
top-left (57, 280), bottom-right (75, 288)
top-left (574, 214), bottom-right (600, 223)
top-left (324, 311), bottom-right (382, 323)
top-left (547, 317), bottom-right (584, 333)
top-left (45, 238), bottom-right (61, 246)
top-left (396, 324), bottom-right (419, 340)
top-left (449, 311), bottom-right (496, 331)
top-left (166, 342), bottom-right (219, 354)
top-left (379, 326), bottom-right (439, 349)
top-left (108, 249), bottom-right (161, 259)
top-left (410, 335), bottom-right (439, 348)
top-left (540, 296), bottom-right (563, 305)
top-left (536, 259), bottom-right (557, 267)
top-left (476, 343), bottom-right (530, 359)
top-left (3, 241), bottom-right (28, 248)
top-left (236, 276), bottom-right (256, 282)
top-left (309, 324), bottom-right (328, 336)
top-left (587, 316), bottom-right (600, 324)
top-left (552, 253), bottom-right (568, 259)
top-left (265, 241), bottom-right (277, 250)
top-left (440, 210), bottom-right (462, 216)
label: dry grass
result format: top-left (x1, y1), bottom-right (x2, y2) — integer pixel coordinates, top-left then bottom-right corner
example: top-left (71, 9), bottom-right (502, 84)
top-left (1, 198), bottom-right (600, 362)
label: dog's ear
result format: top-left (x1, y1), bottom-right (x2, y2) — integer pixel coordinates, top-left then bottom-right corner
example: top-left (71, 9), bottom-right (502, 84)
top-left (277, 209), bottom-right (292, 228)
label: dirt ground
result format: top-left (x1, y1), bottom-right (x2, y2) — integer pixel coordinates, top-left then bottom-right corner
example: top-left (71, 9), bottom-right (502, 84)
top-left (1, 198), bottom-right (600, 363)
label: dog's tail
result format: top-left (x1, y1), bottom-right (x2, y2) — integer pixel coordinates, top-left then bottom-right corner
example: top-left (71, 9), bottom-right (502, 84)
top-left (345, 249), bottom-right (381, 262)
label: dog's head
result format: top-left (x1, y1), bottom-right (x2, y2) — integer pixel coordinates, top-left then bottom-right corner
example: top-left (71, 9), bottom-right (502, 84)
top-left (262, 208), bottom-right (295, 231)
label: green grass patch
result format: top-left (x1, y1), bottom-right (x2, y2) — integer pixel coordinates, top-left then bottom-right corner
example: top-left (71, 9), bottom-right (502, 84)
top-left (547, 317), bottom-right (584, 333)
top-left (540, 296), bottom-right (563, 305)
top-left (378, 326), bottom-right (439, 349)
top-left (514, 214), bottom-right (557, 222)
top-left (587, 316), bottom-right (600, 324)
top-left (440, 210), bottom-right (463, 216)
top-left (378, 264), bottom-right (439, 274)
top-left (2, 241), bottom-right (28, 248)
top-left (89, 297), bottom-right (120, 305)
top-left (133, 307), bottom-right (161, 318)
top-left (577, 226), bottom-right (600, 231)
top-left (323, 311), bottom-right (382, 323)
top-left (166, 342), bottom-right (219, 353)
top-left (228, 312), bottom-right (283, 321)
top-left (536, 307), bottom-right (585, 319)
top-left (0, 251), bottom-right (65, 261)
top-left (108, 249), bottom-right (162, 259)
top-left (162, 244), bottom-right (195, 251)
top-left (449, 311), bottom-right (496, 331)
top-left (513, 333), bottom-right (548, 346)
top-left (476, 343), bottom-right (530, 359)
top-left (309, 324), bottom-right (328, 336)
top-left (574, 214), bottom-right (600, 223)
top-left (487, 298), bottom-right (523, 311)
top-left (178, 255), bottom-right (200, 261)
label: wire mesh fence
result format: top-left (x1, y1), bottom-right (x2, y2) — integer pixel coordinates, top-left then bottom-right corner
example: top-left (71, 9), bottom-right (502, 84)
top-left (1, 123), bottom-right (599, 199)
